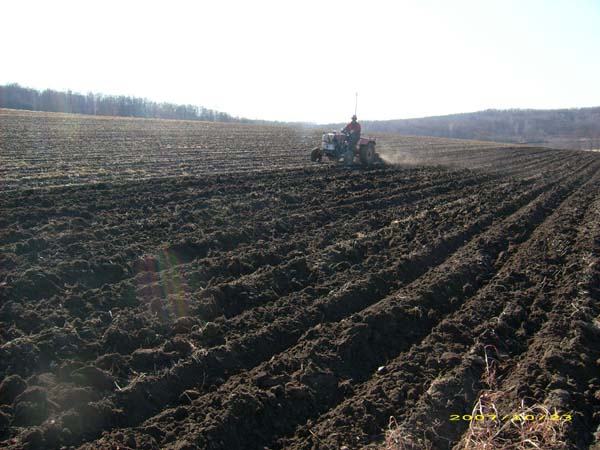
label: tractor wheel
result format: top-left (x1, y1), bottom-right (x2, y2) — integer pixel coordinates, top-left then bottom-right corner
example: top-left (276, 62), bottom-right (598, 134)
top-left (360, 143), bottom-right (376, 165)
top-left (310, 147), bottom-right (322, 162)
top-left (343, 149), bottom-right (354, 165)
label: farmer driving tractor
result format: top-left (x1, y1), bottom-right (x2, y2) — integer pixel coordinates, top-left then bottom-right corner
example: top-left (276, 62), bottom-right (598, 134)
top-left (310, 112), bottom-right (378, 165)
top-left (342, 115), bottom-right (361, 152)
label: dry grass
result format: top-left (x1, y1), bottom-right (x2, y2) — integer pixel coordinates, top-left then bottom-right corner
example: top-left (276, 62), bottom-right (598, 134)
top-left (383, 417), bottom-right (432, 450)
top-left (382, 346), bottom-right (570, 450)
top-left (456, 346), bottom-right (569, 449)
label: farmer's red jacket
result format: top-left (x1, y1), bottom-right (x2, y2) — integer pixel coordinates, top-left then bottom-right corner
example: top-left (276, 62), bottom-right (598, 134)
top-left (343, 121), bottom-right (361, 134)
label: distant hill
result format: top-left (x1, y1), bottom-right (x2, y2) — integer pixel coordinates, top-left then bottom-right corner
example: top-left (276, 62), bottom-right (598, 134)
top-left (0, 83), bottom-right (249, 123)
top-left (336, 108), bottom-right (600, 150)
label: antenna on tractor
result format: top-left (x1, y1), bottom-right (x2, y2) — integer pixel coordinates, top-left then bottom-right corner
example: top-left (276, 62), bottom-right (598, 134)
top-left (354, 92), bottom-right (358, 116)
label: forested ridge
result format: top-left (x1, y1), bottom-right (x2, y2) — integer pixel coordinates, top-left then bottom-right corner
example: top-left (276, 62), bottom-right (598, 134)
top-left (348, 108), bottom-right (600, 150)
top-left (0, 83), bottom-right (247, 122)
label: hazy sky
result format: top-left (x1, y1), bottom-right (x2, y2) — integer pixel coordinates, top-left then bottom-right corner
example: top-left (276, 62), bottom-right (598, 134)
top-left (2, 0), bottom-right (599, 123)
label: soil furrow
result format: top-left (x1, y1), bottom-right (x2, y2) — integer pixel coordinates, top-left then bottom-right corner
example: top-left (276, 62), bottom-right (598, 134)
top-left (2, 168), bottom-right (488, 300)
top-left (360, 169), bottom-right (600, 450)
top-left (4, 110), bottom-right (600, 450)
top-left (63, 159), bottom-right (596, 450)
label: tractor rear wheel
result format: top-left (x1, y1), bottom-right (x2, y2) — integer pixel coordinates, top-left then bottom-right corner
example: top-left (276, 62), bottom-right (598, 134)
top-left (360, 143), bottom-right (376, 165)
top-left (310, 147), bottom-right (322, 162)
top-left (343, 149), bottom-right (354, 165)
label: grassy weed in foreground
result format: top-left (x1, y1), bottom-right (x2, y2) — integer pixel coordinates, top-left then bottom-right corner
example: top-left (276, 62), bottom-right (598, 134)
top-left (456, 347), bottom-right (568, 449)
top-left (383, 346), bottom-right (569, 450)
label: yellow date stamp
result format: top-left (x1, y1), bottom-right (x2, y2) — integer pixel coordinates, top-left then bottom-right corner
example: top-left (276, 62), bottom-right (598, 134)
top-left (449, 414), bottom-right (572, 422)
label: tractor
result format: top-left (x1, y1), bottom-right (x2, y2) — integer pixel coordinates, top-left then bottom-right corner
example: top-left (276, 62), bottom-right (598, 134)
top-left (310, 130), bottom-right (379, 166)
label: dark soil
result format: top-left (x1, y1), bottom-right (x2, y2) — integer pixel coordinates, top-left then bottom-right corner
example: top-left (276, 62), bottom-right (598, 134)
top-left (1, 109), bottom-right (599, 449)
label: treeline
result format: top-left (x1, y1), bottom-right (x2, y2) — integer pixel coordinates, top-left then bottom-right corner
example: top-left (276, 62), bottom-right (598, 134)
top-left (0, 83), bottom-right (248, 122)
top-left (353, 108), bottom-right (600, 146)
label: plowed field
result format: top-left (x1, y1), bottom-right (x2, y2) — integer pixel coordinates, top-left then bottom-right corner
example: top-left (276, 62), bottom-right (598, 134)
top-left (1, 110), bottom-right (599, 450)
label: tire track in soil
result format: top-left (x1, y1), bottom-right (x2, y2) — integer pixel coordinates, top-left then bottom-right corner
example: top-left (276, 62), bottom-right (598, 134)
top-left (336, 168), bottom-right (600, 450)
top-left (62, 157), bottom-right (600, 446)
